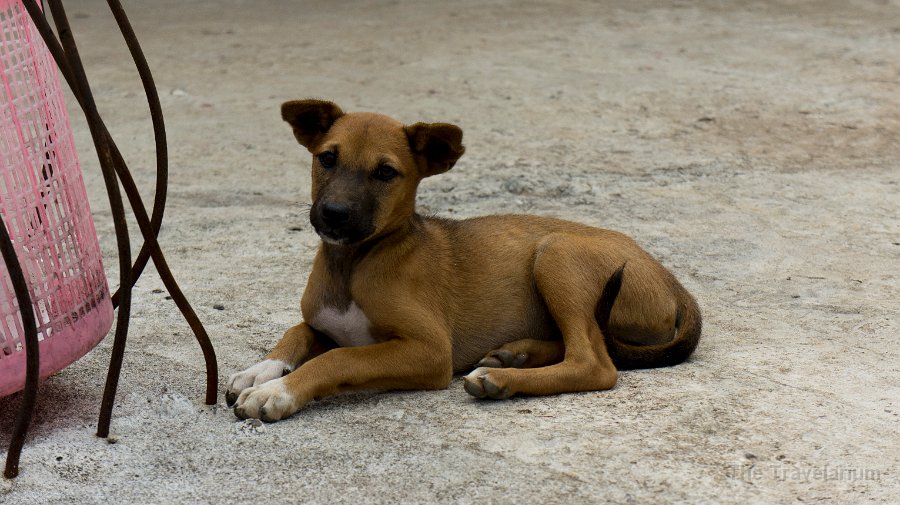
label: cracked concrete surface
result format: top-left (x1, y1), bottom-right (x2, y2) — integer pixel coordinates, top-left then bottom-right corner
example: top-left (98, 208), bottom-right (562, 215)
top-left (1, 0), bottom-right (898, 503)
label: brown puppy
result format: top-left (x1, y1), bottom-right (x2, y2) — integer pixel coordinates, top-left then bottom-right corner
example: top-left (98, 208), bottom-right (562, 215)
top-left (226, 100), bottom-right (701, 422)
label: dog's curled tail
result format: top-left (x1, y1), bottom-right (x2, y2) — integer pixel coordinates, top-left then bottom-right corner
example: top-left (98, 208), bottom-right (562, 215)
top-left (595, 265), bottom-right (702, 370)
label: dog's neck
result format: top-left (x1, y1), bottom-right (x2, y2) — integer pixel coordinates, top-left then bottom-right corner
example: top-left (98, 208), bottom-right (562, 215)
top-left (317, 214), bottom-right (424, 309)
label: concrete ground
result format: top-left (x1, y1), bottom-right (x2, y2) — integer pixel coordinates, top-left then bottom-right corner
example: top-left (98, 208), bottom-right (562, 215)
top-left (2, 0), bottom-right (898, 503)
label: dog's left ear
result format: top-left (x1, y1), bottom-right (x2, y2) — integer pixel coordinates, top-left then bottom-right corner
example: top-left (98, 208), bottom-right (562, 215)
top-left (281, 99), bottom-right (345, 150)
top-left (405, 122), bottom-right (465, 177)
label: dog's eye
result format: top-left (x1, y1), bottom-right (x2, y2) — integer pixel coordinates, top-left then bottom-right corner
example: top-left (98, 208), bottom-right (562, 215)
top-left (373, 164), bottom-right (399, 181)
top-left (317, 151), bottom-right (336, 169)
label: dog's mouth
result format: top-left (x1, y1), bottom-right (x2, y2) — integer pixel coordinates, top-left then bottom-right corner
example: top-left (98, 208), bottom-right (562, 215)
top-left (315, 227), bottom-right (354, 246)
top-left (311, 222), bottom-right (374, 247)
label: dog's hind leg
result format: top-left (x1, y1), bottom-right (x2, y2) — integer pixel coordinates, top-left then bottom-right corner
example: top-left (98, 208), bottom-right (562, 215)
top-left (464, 234), bottom-right (619, 399)
top-left (463, 323), bottom-right (615, 400)
top-left (476, 339), bottom-right (564, 369)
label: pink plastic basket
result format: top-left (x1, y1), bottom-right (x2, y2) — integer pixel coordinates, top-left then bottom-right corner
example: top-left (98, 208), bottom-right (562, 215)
top-left (0, 0), bottom-right (113, 398)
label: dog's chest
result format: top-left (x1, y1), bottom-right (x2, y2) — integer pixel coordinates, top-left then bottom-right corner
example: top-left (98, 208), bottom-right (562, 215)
top-left (310, 302), bottom-right (377, 347)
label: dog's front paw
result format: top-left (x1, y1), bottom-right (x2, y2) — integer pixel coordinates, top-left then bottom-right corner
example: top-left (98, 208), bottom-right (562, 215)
top-left (233, 378), bottom-right (300, 422)
top-left (226, 359), bottom-right (292, 406)
top-left (463, 367), bottom-right (513, 400)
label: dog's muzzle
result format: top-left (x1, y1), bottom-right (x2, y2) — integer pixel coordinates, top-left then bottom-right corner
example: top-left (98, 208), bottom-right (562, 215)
top-left (310, 201), bottom-right (373, 245)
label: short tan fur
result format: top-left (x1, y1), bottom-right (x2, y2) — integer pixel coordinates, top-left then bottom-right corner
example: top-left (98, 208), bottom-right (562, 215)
top-left (226, 100), bottom-right (701, 421)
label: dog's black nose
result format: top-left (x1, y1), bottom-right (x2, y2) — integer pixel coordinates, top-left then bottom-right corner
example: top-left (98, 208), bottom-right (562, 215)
top-left (321, 202), bottom-right (352, 226)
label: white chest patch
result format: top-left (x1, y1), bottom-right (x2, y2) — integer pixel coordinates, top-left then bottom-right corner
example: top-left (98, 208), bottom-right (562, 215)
top-left (311, 302), bottom-right (377, 347)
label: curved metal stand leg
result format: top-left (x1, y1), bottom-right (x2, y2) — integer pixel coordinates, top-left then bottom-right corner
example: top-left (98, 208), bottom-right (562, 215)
top-left (22, 0), bottom-right (218, 441)
top-left (44, 0), bottom-right (134, 439)
top-left (1, 1), bottom-right (215, 477)
top-left (106, 0), bottom-right (169, 306)
top-left (1, 216), bottom-right (40, 479)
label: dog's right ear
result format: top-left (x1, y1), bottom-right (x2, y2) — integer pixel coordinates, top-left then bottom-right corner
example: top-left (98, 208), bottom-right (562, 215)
top-left (280, 100), bottom-right (344, 150)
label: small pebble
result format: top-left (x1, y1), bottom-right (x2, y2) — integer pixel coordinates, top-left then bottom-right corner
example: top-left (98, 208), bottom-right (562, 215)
top-left (152, 288), bottom-right (164, 294)
top-left (106, 436), bottom-right (119, 444)
top-left (237, 418), bottom-right (267, 434)
top-left (213, 304), bottom-right (225, 310)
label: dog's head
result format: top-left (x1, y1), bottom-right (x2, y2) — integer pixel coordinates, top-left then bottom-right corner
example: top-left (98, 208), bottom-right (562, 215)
top-left (281, 99), bottom-right (465, 246)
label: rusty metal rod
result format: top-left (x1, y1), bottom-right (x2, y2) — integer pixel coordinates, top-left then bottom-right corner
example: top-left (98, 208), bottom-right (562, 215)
top-left (22, 0), bottom-right (217, 414)
top-left (19, 0), bottom-right (217, 448)
top-left (24, 1), bottom-right (168, 306)
top-left (43, 0), bottom-right (134, 439)
top-left (0, 1), bottom-right (215, 478)
top-left (87, 2), bottom-right (218, 408)
top-left (85, 0), bottom-right (217, 407)
top-left (106, 0), bottom-right (168, 306)
top-left (1, 216), bottom-right (40, 479)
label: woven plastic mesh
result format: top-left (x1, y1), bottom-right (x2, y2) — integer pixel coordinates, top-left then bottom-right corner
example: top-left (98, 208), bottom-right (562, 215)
top-left (0, 0), bottom-right (112, 397)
